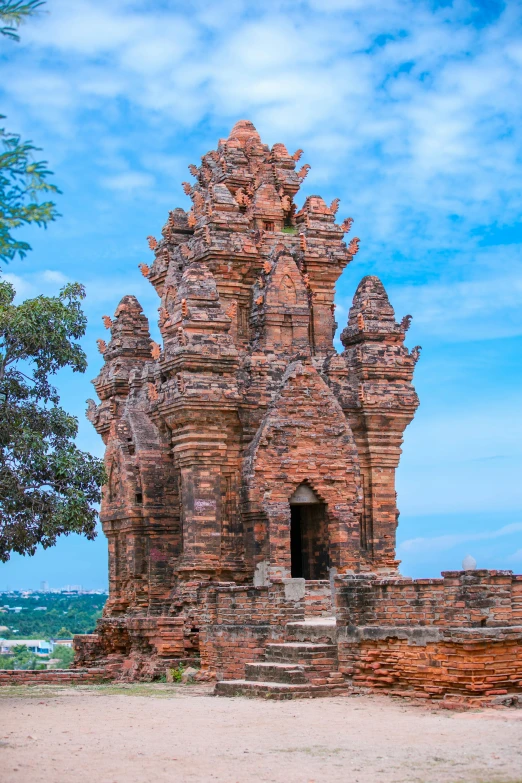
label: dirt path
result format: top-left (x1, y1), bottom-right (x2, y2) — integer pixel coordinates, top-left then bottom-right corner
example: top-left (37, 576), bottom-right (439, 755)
top-left (1, 684), bottom-right (522, 783)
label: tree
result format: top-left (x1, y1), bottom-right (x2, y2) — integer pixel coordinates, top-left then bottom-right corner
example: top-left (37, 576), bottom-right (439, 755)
top-left (51, 643), bottom-right (74, 668)
top-left (0, 279), bottom-right (105, 561)
top-left (0, 118), bottom-right (60, 264)
top-left (0, 1), bottom-right (44, 42)
top-left (0, 643), bottom-right (46, 670)
top-left (55, 626), bottom-right (73, 639)
top-left (0, 1), bottom-right (105, 560)
top-left (1, 1), bottom-right (59, 265)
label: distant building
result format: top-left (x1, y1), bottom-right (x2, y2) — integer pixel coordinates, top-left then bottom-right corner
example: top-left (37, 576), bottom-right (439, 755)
top-left (52, 639), bottom-right (74, 649)
top-left (0, 639), bottom-right (52, 656)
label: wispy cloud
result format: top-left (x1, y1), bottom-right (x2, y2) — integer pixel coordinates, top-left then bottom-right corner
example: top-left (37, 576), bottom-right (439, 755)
top-left (2, 0), bottom-right (522, 583)
top-left (399, 522), bottom-right (522, 555)
top-left (101, 172), bottom-right (155, 192)
top-left (2, 0), bottom-right (519, 342)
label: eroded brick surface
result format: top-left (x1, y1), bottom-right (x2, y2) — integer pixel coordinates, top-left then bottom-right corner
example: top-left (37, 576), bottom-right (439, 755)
top-left (68, 120), bottom-right (521, 703)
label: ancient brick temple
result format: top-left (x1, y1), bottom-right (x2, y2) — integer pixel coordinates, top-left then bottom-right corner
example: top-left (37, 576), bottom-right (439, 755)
top-left (79, 121), bottom-right (522, 703)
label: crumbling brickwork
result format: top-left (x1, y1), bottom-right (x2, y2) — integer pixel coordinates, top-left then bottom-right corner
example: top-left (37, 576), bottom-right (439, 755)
top-left (335, 572), bottom-right (522, 704)
top-left (71, 121), bottom-right (519, 706)
top-left (81, 120), bottom-right (419, 679)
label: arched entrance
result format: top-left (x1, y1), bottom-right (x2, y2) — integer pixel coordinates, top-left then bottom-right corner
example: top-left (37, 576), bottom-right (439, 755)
top-left (289, 484), bottom-right (329, 579)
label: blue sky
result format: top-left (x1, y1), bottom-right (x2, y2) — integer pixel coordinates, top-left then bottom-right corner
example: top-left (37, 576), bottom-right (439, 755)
top-left (1, 0), bottom-right (521, 589)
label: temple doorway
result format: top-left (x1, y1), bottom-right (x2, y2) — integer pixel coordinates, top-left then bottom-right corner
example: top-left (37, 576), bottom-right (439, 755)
top-left (289, 485), bottom-right (329, 579)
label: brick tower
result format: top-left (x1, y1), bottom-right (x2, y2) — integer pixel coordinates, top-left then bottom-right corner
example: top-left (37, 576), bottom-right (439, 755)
top-left (81, 120), bottom-right (420, 679)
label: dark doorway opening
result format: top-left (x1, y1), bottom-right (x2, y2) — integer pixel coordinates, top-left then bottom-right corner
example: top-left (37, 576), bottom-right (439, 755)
top-left (290, 503), bottom-right (329, 579)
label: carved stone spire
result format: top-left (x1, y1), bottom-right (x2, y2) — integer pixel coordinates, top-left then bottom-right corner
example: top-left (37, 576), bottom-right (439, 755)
top-left (341, 275), bottom-right (402, 347)
top-left (88, 296), bottom-right (153, 436)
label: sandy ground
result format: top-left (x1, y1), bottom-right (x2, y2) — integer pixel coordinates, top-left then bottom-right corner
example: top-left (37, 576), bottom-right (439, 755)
top-left (1, 684), bottom-right (522, 783)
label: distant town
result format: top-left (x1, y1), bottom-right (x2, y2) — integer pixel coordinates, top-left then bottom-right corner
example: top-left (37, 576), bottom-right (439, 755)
top-left (1, 583), bottom-right (108, 595)
top-left (0, 588), bottom-right (107, 669)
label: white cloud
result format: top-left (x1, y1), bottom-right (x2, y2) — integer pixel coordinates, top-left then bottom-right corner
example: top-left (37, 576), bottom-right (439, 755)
top-left (399, 522), bottom-right (522, 555)
top-left (1, 271), bottom-right (69, 299)
top-left (42, 270), bottom-right (68, 284)
top-left (1, 272), bottom-right (36, 300)
top-left (101, 172), bottom-right (155, 191)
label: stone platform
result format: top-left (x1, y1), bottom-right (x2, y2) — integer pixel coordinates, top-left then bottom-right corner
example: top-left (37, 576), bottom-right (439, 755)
top-left (215, 617), bottom-right (352, 699)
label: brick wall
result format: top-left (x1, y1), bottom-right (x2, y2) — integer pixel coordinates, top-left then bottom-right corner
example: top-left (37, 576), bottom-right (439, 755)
top-left (304, 580), bottom-right (332, 617)
top-left (207, 581), bottom-right (305, 626)
top-left (200, 580), bottom-right (304, 678)
top-left (0, 668), bottom-right (113, 686)
top-left (335, 570), bottom-right (522, 702)
top-left (335, 570), bottom-right (522, 628)
top-left (338, 628), bottom-right (522, 702)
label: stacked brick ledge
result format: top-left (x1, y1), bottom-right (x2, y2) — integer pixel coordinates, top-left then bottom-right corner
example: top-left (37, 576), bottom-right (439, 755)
top-left (0, 668), bottom-right (114, 686)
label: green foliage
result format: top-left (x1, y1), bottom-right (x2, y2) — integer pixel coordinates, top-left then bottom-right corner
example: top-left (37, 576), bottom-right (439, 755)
top-left (0, 119), bottom-right (60, 264)
top-left (0, 280), bottom-right (106, 561)
top-left (169, 664), bottom-right (184, 683)
top-left (0, 593), bottom-right (106, 638)
top-left (51, 644), bottom-right (74, 668)
top-left (0, 2), bottom-right (59, 264)
top-left (0, 643), bottom-right (45, 669)
top-left (0, 1), bottom-right (44, 42)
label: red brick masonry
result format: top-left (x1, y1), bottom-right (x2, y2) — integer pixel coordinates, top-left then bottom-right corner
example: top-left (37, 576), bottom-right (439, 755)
top-left (0, 668), bottom-right (112, 686)
top-left (6, 120), bottom-right (510, 704)
top-left (335, 570), bottom-right (522, 704)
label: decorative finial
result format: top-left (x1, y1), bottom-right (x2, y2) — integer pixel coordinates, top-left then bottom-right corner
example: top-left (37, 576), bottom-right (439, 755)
top-left (401, 314), bottom-right (412, 332)
top-left (411, 346), bottom-right (422, 364)
top-left (297, 164), bottom-right (310, 181)
top-left (462, 555), bottom-right (477, 571)
top-left (138, 263), bottom-right (151, 278)
top-left (86, 398), bottom-right (97, 424)
top-left (147, 236), bottom-right (158, 250)
top-left (102, 315), bottom-right (113, 330)
top-left (347, 237), bottom-right (360, 256)
top-left (96, 339), bottom-right (107, 354)
top-left (150, 341), bottom-right (161, 361)
top-left (292, 149), bottom-right (303, 162)
top-left (329, 198), bottom-right (340, 216)
top-left (340, 217), bottom-right (354, 234)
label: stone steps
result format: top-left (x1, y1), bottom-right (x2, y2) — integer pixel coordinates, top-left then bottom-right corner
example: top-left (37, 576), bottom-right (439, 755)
top-left (215, 679), bottom-right (351, 700)
top-left (286, 616), bottom-right (337, 643)
top-left (265, 642), bottom-right (337, 667)
top-left (215, 617), bottom-right (350, 699)
top-left (244, 662), bottom-right (308, 684)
